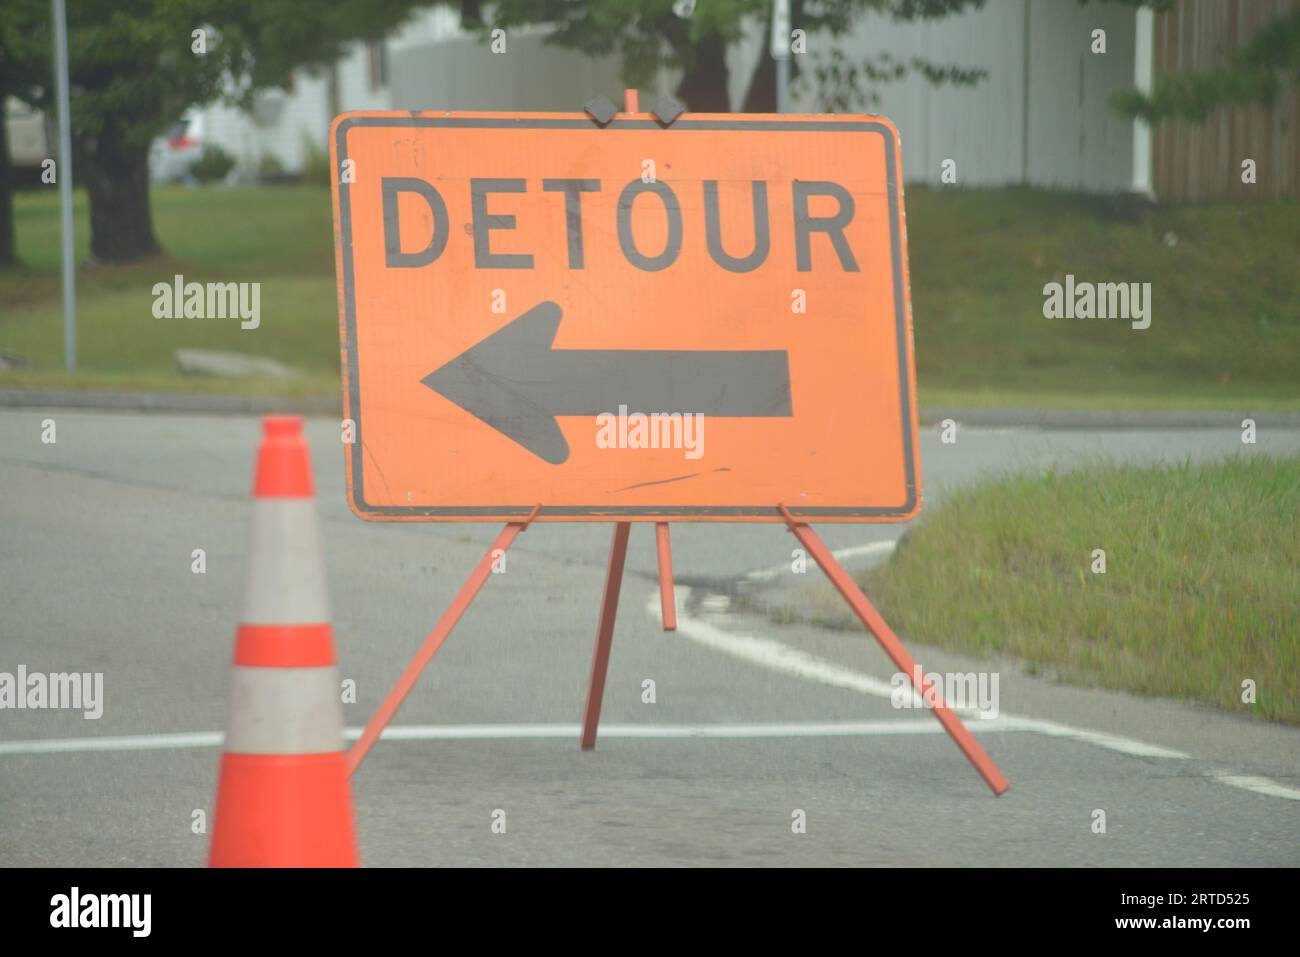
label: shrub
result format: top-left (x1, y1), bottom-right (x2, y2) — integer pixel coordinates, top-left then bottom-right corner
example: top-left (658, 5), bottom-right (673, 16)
top-left (303, 136), bottom-right (331, 188)
top-left (191, 144), bottom-right (235, 184)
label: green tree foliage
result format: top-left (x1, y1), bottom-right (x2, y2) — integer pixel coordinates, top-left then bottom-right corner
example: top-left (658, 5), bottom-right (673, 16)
top-left (483, 0), bottom-right (987, 113)
top-left (0, 0), bottom-right (429, 262)
top-left (1112, 3), bottom-right (1300, 124)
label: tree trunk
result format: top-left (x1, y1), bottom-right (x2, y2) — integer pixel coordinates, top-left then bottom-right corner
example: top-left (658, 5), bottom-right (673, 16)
top-left (78, 120), bottom-right (159, 263)
top-left (459, 0), bottom-right (483, 28)
top-left (0, 92), bottom-right (18, 268)
top-left (675, 33), bottom-right (731, 112)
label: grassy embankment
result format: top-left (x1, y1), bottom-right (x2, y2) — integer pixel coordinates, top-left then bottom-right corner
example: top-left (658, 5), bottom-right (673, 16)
top-left (1, 184), bottom-right (1297, 408)
top-left (835, 455), bottom-right (1300, 724)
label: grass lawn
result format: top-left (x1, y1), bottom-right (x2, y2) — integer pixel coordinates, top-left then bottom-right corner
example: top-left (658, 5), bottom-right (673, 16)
top-left (848, 455), bottom-right (1300, 723)
top-left (0, 186), bottom-right (340, 394)
top-left (0, 183), bottom-right (1297, 406)
top-left (908, 188), bottom-right (1299, 409)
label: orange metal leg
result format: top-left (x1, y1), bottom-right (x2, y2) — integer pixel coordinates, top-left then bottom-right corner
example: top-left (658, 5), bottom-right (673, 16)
top-left (580, 522), bottom-right (632, 750)
top-left (655, 522), bottom-right (677, 631)
top-left (779, 508), bottom-right (1010, 796)
top-left (347, 518), bottom-right (532, 776)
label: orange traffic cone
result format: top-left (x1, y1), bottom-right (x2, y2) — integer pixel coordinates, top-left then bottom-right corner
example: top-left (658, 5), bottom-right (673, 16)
top-left (209, 416), bottom-right (358, 867)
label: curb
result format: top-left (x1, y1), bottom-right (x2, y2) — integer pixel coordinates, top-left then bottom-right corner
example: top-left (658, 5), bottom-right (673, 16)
top-left (0, 389), bottom-right (1296, 429)
top-left (921, 406), bottom-right (1300, 430)
top-left (0, 388), bottom-right (340, 417)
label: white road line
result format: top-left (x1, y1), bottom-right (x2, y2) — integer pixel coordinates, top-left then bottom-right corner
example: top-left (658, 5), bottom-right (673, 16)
top-left (375, 720), bottom-right (1020, 740)
top-left (657, 586), bottom-right (1180, 752)
top-left (991, 716), bottom-right (1187, 760)
top-left (661, 589), bottom-right (918, 702)
top-left (744, 539), bottom-right (896, 583)
top-left (656, 584), bottom-right (1300, 801)
top-left (1209, 772), bottom-right (1300, 802)
top-left (0, 731), bottom-right (224, 755)
top-left (0, 719), bottom-right (1026, 757)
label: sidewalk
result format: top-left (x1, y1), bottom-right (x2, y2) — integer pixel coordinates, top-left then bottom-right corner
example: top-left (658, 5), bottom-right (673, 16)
top-left (4, 387), bottom-right (1298, 428)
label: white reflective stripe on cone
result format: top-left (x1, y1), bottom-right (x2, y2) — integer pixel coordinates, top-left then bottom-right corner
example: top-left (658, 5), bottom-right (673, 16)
top-left (224, 666), bottom-right (345, 754)
top-left (240, 499), bottom-right (331, 625)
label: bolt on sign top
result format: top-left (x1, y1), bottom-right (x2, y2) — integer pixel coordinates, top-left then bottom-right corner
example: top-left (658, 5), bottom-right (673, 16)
top-left (330, 110), bottom-right (921, 523)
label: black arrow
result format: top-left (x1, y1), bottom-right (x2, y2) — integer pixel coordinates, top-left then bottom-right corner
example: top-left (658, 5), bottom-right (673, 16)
top-left (421, 301), bottom-right (792, 464)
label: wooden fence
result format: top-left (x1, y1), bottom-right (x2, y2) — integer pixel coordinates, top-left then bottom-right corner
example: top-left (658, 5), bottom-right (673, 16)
top-left (1153, 0), bottom-right (1300, 202)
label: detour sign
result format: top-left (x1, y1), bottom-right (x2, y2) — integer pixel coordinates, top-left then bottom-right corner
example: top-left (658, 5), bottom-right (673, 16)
top-left (331, 111), bottom-right (920, 523)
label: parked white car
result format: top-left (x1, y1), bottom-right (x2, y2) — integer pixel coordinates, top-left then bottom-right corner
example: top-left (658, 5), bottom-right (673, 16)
top-left (5, 97), bottom-right (49, 184)
top-left (149, 110), bottom-right (206, 184)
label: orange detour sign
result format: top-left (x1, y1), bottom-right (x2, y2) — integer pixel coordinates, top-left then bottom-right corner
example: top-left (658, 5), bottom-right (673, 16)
top-left (334, 107), bottom-right (1007, 796)
top-left (330, 111), bottom-right (920, 523)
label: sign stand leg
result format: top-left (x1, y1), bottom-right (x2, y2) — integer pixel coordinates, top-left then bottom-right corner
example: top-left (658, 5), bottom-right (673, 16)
top-left (347, 507), bottom-right (540, 776)
top-left (777, 505), bottom-right (1010, 796)
top-left (580, 522), bottom-right (632, 750)
top-left (655, 522), bottom-right (677, 631)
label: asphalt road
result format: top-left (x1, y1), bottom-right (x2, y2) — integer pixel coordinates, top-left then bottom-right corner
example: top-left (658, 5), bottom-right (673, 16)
top-left (1, 410), bottom-right (1297, 866)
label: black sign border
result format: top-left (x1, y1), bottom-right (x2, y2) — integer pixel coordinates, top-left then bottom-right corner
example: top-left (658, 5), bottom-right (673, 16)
top-left (335, 115), bottom-right (919, 521)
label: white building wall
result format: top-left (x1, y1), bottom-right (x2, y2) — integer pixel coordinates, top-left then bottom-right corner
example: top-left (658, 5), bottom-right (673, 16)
top-left (253, 70), bottom-right (331, 172)
top-left (729, 0), bottom-right (1137, 192)
top-left (337, 45), bottom-right (393, 114)
top-left (922, 0), bottom-right (1029, 187)
top-left (197, 70), bottom-right (331, 180)
top-left (388, 29), bottom-right (625, 113)
top-left (1023, 0), bottom-right (1137, 193)
top-left (387, 6), bottom-right (466, 50)
top-left (200, 101), bottom-right (260, 179)
top-left (335, 7), bottom-right (469, 113)
top-left (192, 2), bottom-right (1142, 193)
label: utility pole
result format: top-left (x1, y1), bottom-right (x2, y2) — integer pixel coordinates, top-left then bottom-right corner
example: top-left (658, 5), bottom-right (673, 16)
top-left (772, 0), bottom-right (791, 113)
top-left (52, 0), bottom-right (76, 370)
